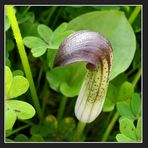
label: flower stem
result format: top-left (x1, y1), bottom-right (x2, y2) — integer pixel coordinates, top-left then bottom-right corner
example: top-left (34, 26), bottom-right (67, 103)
top-left (57, 96), bottom-right (68, 121)
top-left (75, 121), bottom-right (86, 141)
top-left (101, 112), bottom-right (119, 142)
top-left (6, 6), bottom-right (43, 120)
top-left (6, 125), bottom-right (29, 137)
top-left (128, 6), bottom-right (141, 25)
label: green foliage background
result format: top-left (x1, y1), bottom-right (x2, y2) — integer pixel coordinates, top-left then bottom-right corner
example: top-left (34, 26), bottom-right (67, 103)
top-left (5, 6), bottom-right (141, 142)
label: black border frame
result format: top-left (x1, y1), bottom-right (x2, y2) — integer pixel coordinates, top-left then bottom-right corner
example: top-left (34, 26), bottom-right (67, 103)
top-left (0, 0), bottom-right (146, 147)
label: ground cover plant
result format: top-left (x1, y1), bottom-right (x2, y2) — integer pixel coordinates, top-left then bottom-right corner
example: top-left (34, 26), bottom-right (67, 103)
top-left (5, 5), bottom-right (141, 142)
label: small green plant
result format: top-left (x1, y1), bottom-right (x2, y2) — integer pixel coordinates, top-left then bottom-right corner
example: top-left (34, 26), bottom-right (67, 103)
top-left (23, 23), bottom-right (73, 57)
top-left (116, 117), bottom-right (141, 142)
top-left (5, 66), bottom-right (36, 130)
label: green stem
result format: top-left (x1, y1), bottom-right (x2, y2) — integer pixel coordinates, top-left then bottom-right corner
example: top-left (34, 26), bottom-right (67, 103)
top-left (6, 6), bottom-right (43, 120)
top-left (52, 7), bottom-right (62, 28)
top-left (46, 6), bottom-right (57, 23)
top-left (101, 112), bottom-right (119, 142)
top-left (37, 66), bottom-right (43, 91)
top-left (126, 64), bottom-right (140, 77)
top-left (42, 89), bottom-right (50, 116)
top-left (6, 125), bottom-right (29, 137)
top-left (75, 121), bottom-right (86, 141)
top-left (132, 67), bottom-right (141, 88)
top-left (22, 6), bottom-right (31, 15)
top-left (57, 96), bottom-right (68, 121)
top-left (128, 6), bottom-right (141, 25)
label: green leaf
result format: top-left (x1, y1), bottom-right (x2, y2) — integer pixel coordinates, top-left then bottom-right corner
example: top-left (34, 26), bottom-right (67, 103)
top-left (51, 30), bottom-right (74, 49)
top-left (103, 83), bottom-right (117, 112)
top-left (117, 81), bottom-right (134, 102)
top-left (20, 21), bottom-right (39, 37)
top-left (23, 36), bottom-right (48, 48)
top-left (53, 22), bottom-right (68, 37)
top-left (5, 102), bottom-right (16, 130)
top-left (13, 70), bottom-right (24, 76)
top-left (29, 135), bottom-right (44, 142)
top-left (47, 49), bottom-right (58, 69)
top-left (5, 66), bottom-right (13, 98)
top-left (46, 62), bottom-right (86, 97)
top-left (6, 138), bottom-right (14, 142)
top-left (5, 16), bottom-right (10, 31)
top-left (117, 102), bottom-right (135, 120)
top-left (37, 24), bottom-right (53, 43)
top-left (131, 93), bottom-right (141, 118)
top-left (31, 46), bottom-right (47, 57)
top-left (7, 76), bottom-right (29, 99)
top-left (116, 134), bottom-right (135, 142)
top-left (119, 118), bottom-right (136, 140)
top-left (14, 134), bottom-right (29, 142)
top-left (67, 11), bottom-right (136, 80)
top-left (136, 117), bottom-right (142, 141)
top-left (7, 100), bottom-right (36, 120)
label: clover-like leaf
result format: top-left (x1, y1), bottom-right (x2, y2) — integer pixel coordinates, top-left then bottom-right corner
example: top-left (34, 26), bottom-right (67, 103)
top-left (37, 24), bottom-right (53, 43)
top-left (23, 36), bottom-right (48, 57)
top-left (7, 76), bottom-right (29, 99)
top-left (31, 46), bottom-right (47, 57)
top-left (103, 83), bottom-right (117, 112)
top-left (52, 22), bottom-right (68, 37)
top-left (116, 134), bottom-right (135, 142)
top-left (130, 93), bottom-right (141, 118)
top-left (119, 118), bottom-right (136, 140)
top-left (117, 81), bottom-right (134, 102)
top-left (23, 36), bottom-right (48, 48)
top-left (5, 66), bottom-right (13, 97)
top-left (136, 117), bottom-right (142, 141)
top-left (5, 102), bottom-right (16, 130)
top-left (7, 100), bottom-right (36, 120)
top-left (117, 102), bottom-right (135, 121)
top-left (46, 63), bottom-right (86, 97)
top-left (6, 66), bottom-right (29, 99)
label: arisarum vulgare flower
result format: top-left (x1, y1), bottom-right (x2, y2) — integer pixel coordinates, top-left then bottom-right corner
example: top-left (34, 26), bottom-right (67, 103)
top-left (54, 30), bottom-right (113, 123)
